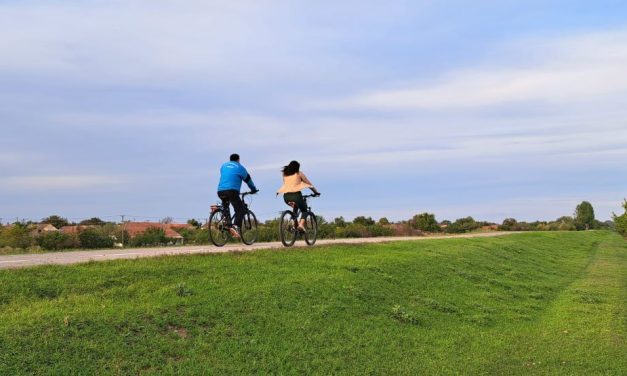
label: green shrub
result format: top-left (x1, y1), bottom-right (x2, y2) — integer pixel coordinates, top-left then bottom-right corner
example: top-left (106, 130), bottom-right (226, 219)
top-left (446, 217), bottom-right (480, 233)
top-left (613, 199), bottom-right (627, 237)
top-left (130, 227), bottom-right (169, 247)
top-left (36, 232), bottom-right (80, 251)
top-left (412, 213), bottom-right (440, 232)
top-left (79, 228), bottom-right (114, 249)
top-left (0, 223), bottom-right (33, 249)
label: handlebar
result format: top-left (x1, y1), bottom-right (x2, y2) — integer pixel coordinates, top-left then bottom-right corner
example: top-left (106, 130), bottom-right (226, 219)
top-left (241, 191), bottom-right (259, 198)
top-left (303, 193), bottom-right (321, 198)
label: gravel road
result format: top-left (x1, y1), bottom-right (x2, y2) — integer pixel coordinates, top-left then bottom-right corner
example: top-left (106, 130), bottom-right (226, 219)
top-left (0, 232), bottom-right (516, 270)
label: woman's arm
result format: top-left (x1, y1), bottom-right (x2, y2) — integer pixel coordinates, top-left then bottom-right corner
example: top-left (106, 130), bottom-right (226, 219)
top-left (300, 172), bottom-right (319, 195)
top-left (299, 172), bottom-right (314, 186)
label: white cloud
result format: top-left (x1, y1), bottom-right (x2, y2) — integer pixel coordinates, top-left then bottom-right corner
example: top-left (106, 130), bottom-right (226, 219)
top-left (0, 175), bottom-right (127, 191)
top-left (320, 29), bottom-right (627, 110)
top-left (0, 1), bottom-right (367, 87)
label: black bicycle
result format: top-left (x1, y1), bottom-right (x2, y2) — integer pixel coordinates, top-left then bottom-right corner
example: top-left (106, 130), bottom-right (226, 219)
top-left (280, 194), bottom-right (320, 247)
top-left (209, 192), bottom-right (258, 247)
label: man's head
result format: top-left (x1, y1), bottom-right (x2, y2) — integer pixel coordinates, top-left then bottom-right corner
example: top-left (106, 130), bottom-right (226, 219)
top-left (230, 153), bottom-right (240, 162)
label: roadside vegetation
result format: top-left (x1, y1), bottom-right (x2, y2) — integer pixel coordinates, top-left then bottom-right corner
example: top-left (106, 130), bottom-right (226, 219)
top-left (0, 200), bottom-right (622, 254)
top-left (0, 232), bottom-right (624, 374)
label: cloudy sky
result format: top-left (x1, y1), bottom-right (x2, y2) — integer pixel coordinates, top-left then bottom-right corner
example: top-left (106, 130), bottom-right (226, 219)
top-left (1, 0), bottom-right (626, 224)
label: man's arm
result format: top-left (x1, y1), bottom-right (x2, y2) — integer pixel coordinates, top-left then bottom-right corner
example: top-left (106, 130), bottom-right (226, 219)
top-left (240, 166), bottom-right (258, 192)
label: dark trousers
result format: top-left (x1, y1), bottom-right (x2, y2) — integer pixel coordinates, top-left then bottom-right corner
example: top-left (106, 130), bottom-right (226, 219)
top-left (218, 190), bottom-right (244, 228)
top-left (283, 192), bottom-right (307, 220)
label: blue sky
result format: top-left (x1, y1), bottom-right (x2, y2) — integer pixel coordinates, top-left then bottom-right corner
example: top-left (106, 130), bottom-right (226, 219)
top-left (1, 0), bottom-right (627, 224)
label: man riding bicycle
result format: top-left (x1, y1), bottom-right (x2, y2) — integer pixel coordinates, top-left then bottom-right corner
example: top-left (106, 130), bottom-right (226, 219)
top-left (216, 153), bottom-right (258, 238)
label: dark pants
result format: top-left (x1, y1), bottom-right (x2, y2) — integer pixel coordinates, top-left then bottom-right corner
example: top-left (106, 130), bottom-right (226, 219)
top-left (283, 192), bottom-right (307, 220)
top-left (218, 190), bottom-right (244, 228)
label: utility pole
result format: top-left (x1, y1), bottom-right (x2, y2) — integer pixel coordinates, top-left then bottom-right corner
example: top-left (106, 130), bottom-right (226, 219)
top-left (120, 214), bottom-right (126, 247)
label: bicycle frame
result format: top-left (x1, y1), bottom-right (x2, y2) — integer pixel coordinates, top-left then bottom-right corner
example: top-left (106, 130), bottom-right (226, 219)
top-left (213, 191), bottom-right (255, 225)
top-left (289, 194), bottom-right (317, 218)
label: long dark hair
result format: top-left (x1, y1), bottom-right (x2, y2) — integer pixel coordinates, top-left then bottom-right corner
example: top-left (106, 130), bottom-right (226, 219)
top-left (282, 160), bottom-right (300, 176)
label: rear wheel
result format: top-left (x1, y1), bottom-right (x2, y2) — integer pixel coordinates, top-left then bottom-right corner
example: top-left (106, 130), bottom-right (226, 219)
top-left (209, 210), bottom-right (229, 247)
top-left (241, 210), bottom-right (258, 245)
top-left (304, 212), bottom-right (318, 246)
top-left (280, 211), bottom-right (297, 247)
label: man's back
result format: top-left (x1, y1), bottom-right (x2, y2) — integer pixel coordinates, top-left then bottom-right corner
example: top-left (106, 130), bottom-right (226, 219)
top-left (217, 161), bottom-right (248, 192)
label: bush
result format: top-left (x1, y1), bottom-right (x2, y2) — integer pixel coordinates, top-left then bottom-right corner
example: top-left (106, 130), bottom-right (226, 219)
top-left (0, 224), bottom-right (33, 249)
top-left (613, 200), bottom-right (627, 237)
top-left (79, 228), bottom-right (115, 249)
top-left (446, 217), bottom-right (480, 233)
top-left (36, 232), bottom-right (79, 251)
top-left (412, 213), bottom-right (440, 232)
top-left (353, 216), bottom-right (375, 226)
top-left (130, 227), bottom-right (170, 247)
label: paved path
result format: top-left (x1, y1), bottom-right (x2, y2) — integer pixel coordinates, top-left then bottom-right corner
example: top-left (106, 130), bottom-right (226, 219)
top-left (0, 232), bottom-right (517, 270)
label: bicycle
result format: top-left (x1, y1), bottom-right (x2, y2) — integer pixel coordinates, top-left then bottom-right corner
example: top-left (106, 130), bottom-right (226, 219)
top-left (209, 191), bottom-right (258, 247)
top-left (279, 193), bottom-right (320, 247)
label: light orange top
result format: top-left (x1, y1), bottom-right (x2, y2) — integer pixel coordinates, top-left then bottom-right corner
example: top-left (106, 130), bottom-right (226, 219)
top-left (277, 172), bottom-right (314, 193)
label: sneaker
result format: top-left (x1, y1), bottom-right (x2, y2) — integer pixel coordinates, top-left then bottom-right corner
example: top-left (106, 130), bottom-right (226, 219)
top-left (228, 226), bottom-right (241, 238)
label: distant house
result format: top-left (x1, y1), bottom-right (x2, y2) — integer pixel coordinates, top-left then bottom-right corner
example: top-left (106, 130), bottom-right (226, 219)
top-left (30, 224), bottom-right (58, 236)
top-left (60, 225), bottom-right (94, 234)
top-left (123, 222), bottom-right (193, 245)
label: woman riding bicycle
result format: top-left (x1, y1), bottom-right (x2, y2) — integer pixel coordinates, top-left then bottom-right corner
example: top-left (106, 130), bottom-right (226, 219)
top-left (277, 161), bottom-right (320, 231)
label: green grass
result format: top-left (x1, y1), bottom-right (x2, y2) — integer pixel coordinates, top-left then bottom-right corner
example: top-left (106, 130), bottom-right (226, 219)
top-left (0, 231), bottom-right (625, 375)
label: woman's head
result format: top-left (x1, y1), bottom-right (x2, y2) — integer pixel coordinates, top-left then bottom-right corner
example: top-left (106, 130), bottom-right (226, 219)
top-left (282, 160), bottom-right (300, 176)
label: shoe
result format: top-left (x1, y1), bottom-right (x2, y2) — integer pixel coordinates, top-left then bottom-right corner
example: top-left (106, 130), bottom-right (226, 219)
top-left (297, 226), bottom-right (306, 233)
top-left (229, 226), bottom-right (241, 238)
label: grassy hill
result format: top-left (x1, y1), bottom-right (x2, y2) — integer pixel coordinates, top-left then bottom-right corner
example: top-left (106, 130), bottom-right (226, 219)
top-left (0, 231), bottom-right (625, 375)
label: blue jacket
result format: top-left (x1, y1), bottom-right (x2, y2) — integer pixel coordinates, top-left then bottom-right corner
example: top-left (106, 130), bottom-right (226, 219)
top-left (217, 161), bottom-right (257, 192)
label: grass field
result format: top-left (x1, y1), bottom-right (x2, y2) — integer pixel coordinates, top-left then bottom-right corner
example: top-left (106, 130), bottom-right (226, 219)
top-left (0, 231), bottom-right (625, 375)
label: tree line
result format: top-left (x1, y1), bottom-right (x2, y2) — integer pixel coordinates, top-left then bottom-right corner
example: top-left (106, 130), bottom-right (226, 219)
top-left (1, 200), bottom-right (625, 254)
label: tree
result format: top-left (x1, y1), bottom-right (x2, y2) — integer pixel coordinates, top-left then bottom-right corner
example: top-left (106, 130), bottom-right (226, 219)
top-left (411, 213), bottom-right (439, 232)
top-left (353, 216), bottom-right (375, 226)
top-left (613, 199), bottom-right (627, 237)
top-left (574, 201), bottom-right (595, 230)
top-left (500, 218), bottom-right (518, 231)
top-left (378, 217), bottom-right (390, 226)
top-left (79, 217), bottom-right (106, 226)
top-left (41, 215), bottom-right (70, 229)
top-left (334, 217), bottom-right (346, 227)
top-left (187, 219), bottom-right (201, 229)
top-left (160, 217), bottom-right (174, 224)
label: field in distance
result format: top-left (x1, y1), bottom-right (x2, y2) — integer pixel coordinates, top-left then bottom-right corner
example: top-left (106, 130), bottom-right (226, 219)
top-left (0, 231), bottom-right (625, 375)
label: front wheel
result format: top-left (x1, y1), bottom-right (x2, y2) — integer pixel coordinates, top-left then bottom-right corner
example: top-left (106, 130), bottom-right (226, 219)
top-left (209, 210), bottom-right (229, 247)
top-left (279, 211), bottom-right (297, 247)
top-left (241, 210), bottom-right (258, 245)
top-left (304, 212), bottom-right (318, 246)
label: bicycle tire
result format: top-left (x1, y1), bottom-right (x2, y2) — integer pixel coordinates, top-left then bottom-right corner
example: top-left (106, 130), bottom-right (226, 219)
top-left (304, 211), bottom-right (318, 246)
top-left (241, 210), bottom-right (258, 245)
top-left (209, 210), bottom-right (229, 247)
top-left (279, 210), bottom-right (297, 247)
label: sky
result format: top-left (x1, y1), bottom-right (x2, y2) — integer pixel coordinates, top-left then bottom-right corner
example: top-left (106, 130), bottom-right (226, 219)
top-left (1, 0), bottom-right (627, 224)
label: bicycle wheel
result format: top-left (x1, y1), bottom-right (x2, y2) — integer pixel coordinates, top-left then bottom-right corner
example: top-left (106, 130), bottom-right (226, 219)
top-left (279, 211), bottom-right (297, 247)
top-left (304, 211), bottom-right (318, 246)
top-left (209, 210), bottom-right (229, 247)
top-left (241, 210), bottom-right (258, 245)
